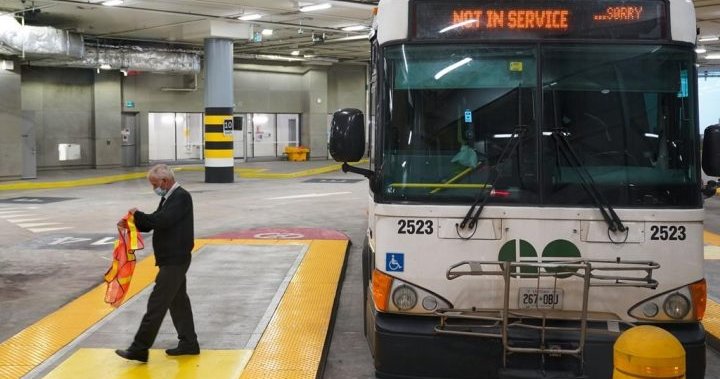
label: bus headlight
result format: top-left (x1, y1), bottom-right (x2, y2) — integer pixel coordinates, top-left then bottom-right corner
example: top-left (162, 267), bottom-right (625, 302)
top-left (392, 285), bottom-right (418, 311)
top-left (371, 269), bottom-right (452, 314)
top-left (642, 302), bottom-right (659, 318)
top-left (663, 293), bottom-right (690, 320)
top-left (422, 296), bottom-right (438, 311)
top-left (628, 279), bottom-right (704, 321)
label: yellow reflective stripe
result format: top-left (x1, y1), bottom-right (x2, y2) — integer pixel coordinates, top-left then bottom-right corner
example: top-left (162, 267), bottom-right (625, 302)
top-left (104, 261), bottom-right (119, 282)
top-left (205, 149), bottom-right (234, 158)
top-left (128, 252), bottom-right (136, 261)
top-left (126, 215), bottom-right (140, 250)
top-left (118, 277), bottom-right (132, 285)
top-left (204, 115), bottom-right (231, 125)
top-left (205, 133), bottom-right (233, 142)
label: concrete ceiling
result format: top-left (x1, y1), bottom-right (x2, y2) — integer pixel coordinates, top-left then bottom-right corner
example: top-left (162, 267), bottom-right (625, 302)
top-left (3, 0), bottom-right (720, 69)
top-left (0, 0), bottom-right (378, 65)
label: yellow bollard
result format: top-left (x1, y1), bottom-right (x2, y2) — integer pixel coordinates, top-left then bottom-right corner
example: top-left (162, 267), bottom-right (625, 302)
top-left (613, 325), bottom-right (685, 378)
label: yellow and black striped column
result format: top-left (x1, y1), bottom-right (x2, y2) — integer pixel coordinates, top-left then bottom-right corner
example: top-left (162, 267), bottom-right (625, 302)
top-left (204, 107), bottom-right (234, 183)
top-left (204, 38), bottom-right (234, 183)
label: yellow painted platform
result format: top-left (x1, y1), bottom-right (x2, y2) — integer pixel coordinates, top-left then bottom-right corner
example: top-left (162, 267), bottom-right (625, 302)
top-left (704, 299), bottom-right (720, 340)
top-left (0, 238), bottom-right (348, 379)
top-left (44, 349), bottom-right (251, 379)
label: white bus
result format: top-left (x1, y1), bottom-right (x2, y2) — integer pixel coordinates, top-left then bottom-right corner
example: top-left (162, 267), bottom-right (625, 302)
top-left (330, 0), bottom-right (720, 378)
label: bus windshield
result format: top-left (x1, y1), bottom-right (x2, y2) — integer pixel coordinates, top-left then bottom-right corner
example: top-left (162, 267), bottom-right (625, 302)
top-left (380, 43), bottom-right (700, 207)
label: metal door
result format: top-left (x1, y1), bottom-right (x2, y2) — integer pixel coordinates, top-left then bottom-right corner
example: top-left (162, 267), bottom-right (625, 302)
top-left (121, 113), bottom-right (138, 167)
top-left (233, 115), bottom-right (245, 160)
top-left (21, 111), bottom-right (36, 179)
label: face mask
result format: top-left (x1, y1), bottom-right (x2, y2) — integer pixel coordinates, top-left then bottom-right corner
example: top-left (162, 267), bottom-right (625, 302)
top-left (154, 187), bottom-right (168, 197)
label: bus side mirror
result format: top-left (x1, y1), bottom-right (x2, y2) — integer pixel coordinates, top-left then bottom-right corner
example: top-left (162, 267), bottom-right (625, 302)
top-left (329, 108), bottom-right (365, 162)
top-left (703, 124), bottom-right (720, 177)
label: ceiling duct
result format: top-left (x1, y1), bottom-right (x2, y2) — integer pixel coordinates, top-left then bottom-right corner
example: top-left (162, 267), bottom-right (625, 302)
top-left (0, 15), bottom-right (200, 73)
top-left (81, 45), bottom-right (201, 73)
top-left (26, 43), bottom-right (201, 73)
top-left (0, 15), bottom-right (83, 58)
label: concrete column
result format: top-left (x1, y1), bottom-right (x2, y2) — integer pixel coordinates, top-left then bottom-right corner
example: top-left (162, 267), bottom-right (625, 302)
top-left (204, 38), bottom-right (234, 183)
top-left (302, 69), bottom-right (328, 159)
top-left (0, 63), bottom-right (22, 180)
top-left (93, 71), bottom-right (122, 168)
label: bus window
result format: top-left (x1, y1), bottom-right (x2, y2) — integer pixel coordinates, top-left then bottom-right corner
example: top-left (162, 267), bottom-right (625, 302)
top-left (381, 44), bottom-right (539, 204)
top-left (541, 44), bottom-right (700, 207)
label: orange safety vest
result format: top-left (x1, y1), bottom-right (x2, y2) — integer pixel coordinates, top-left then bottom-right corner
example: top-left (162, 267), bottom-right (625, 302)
top-left (104, 212), bottom-right (144, 308)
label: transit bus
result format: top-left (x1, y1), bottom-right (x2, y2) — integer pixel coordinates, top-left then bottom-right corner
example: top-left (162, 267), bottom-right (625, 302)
top-left (329, 0), bottom-right (720, 378)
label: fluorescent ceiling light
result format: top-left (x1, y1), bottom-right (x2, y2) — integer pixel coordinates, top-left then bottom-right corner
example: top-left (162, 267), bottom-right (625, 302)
top-left (699, 35), bottom-right (719, 42)
top-left (439, 19), bottom-right (477, 33)
top-left (291, 50), bottom-right (300, 56)
top-left (102, 0), bottom-right (123, 6)
top-left (706, 54), bottom-right (720, 59)
top-left (300, 3), bottom-right (332, 12)
top-left (342, 25), bottom-right (367, 32)
top-left (696, 46), bottom-right (707, 54)
top-left (261, 29), bottom-right (273, 36)
top-left (239, 14), bottom-right (262, 21)
top-left (100, 63), bottom-right (112, 70)
top-left (434, 57), bottom-right (472, 80)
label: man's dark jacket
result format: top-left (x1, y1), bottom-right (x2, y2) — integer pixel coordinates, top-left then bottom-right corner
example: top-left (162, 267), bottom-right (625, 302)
top-left (134, 186), bottom-right (194, 266)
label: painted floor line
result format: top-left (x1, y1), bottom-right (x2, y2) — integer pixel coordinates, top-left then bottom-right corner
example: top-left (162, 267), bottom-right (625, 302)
top-left (0, 161), bottom-right (367, 191)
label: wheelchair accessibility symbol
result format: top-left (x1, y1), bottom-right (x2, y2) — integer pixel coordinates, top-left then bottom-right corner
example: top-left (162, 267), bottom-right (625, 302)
top-left (386, 252), bottom-right (404, 272)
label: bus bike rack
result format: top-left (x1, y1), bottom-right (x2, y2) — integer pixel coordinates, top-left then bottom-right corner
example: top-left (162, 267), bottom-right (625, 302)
top-left (434, 259), bottom-right (660, 369)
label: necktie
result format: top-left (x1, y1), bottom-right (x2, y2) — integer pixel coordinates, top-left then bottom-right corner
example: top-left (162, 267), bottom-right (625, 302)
top-left (159, 196), bottom-right (166, 209)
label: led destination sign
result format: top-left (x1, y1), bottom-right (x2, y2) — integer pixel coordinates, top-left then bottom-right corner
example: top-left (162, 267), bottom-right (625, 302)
top-left (413, 0), bottom-right (667, 40)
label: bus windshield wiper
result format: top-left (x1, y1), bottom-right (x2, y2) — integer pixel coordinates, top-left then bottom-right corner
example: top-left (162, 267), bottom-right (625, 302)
top-left (551, 129), bottom-right (626, 233)
top-left (459, 127), bottom-right (523, 230)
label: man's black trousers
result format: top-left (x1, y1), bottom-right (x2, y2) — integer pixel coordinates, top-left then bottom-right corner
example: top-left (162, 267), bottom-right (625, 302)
top-left (129, 261), bottom-right (197, 351)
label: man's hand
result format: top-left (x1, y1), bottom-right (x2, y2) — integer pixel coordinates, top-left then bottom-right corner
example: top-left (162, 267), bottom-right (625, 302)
top-left (117, 208), bottom-right (138, 229)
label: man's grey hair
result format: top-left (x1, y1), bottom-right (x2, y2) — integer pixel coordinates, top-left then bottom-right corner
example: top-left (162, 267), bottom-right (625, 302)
top-left (147, 164), bottom-right (175, 181)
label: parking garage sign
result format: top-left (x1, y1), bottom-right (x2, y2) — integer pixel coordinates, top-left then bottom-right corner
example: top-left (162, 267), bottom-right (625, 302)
top-left (223, 119), bottom-right (233, 135)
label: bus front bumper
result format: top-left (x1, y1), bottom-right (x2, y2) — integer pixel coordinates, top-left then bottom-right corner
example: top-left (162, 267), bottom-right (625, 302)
top-left (367, 307), bottom-right (706, 379)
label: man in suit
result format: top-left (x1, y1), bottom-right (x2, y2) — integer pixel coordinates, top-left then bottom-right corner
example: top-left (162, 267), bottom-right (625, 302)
top-left (115, 164), bottom-right (199, 362)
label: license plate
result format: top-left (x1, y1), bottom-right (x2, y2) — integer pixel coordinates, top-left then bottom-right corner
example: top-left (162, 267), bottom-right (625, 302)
top-left (518, 288), bottom-right (563, 309)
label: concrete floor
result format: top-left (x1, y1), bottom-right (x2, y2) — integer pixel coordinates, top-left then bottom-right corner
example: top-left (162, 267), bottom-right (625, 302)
top-left (0, 160), bottom-right (718, 378)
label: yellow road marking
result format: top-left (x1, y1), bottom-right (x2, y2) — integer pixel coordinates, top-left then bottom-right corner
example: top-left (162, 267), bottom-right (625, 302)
top-left (0, 238), bottom-right (348, 379)
top-left (238, 239), bottom-right (348, 379)
top-left (703, 299), bottom-right (720, 341)
top-left (239, 159), bottom-right (368, 179)
top-left (44, 349), bottom-right (251, 379)
top-left (0, 172), bottom-right (148, 191)
top-left (0, 254), bottom-right (159, 378)
top-left (0, 161), bottom-right (367, 191)
top-left (705, 230), bottom-right (720, 247)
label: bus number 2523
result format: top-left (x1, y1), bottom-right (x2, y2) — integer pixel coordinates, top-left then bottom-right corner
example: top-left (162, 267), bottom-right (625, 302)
top-left (649, 225), bottom-right (686, 241)
top-left (397, 219), bottom-right (434, 235)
